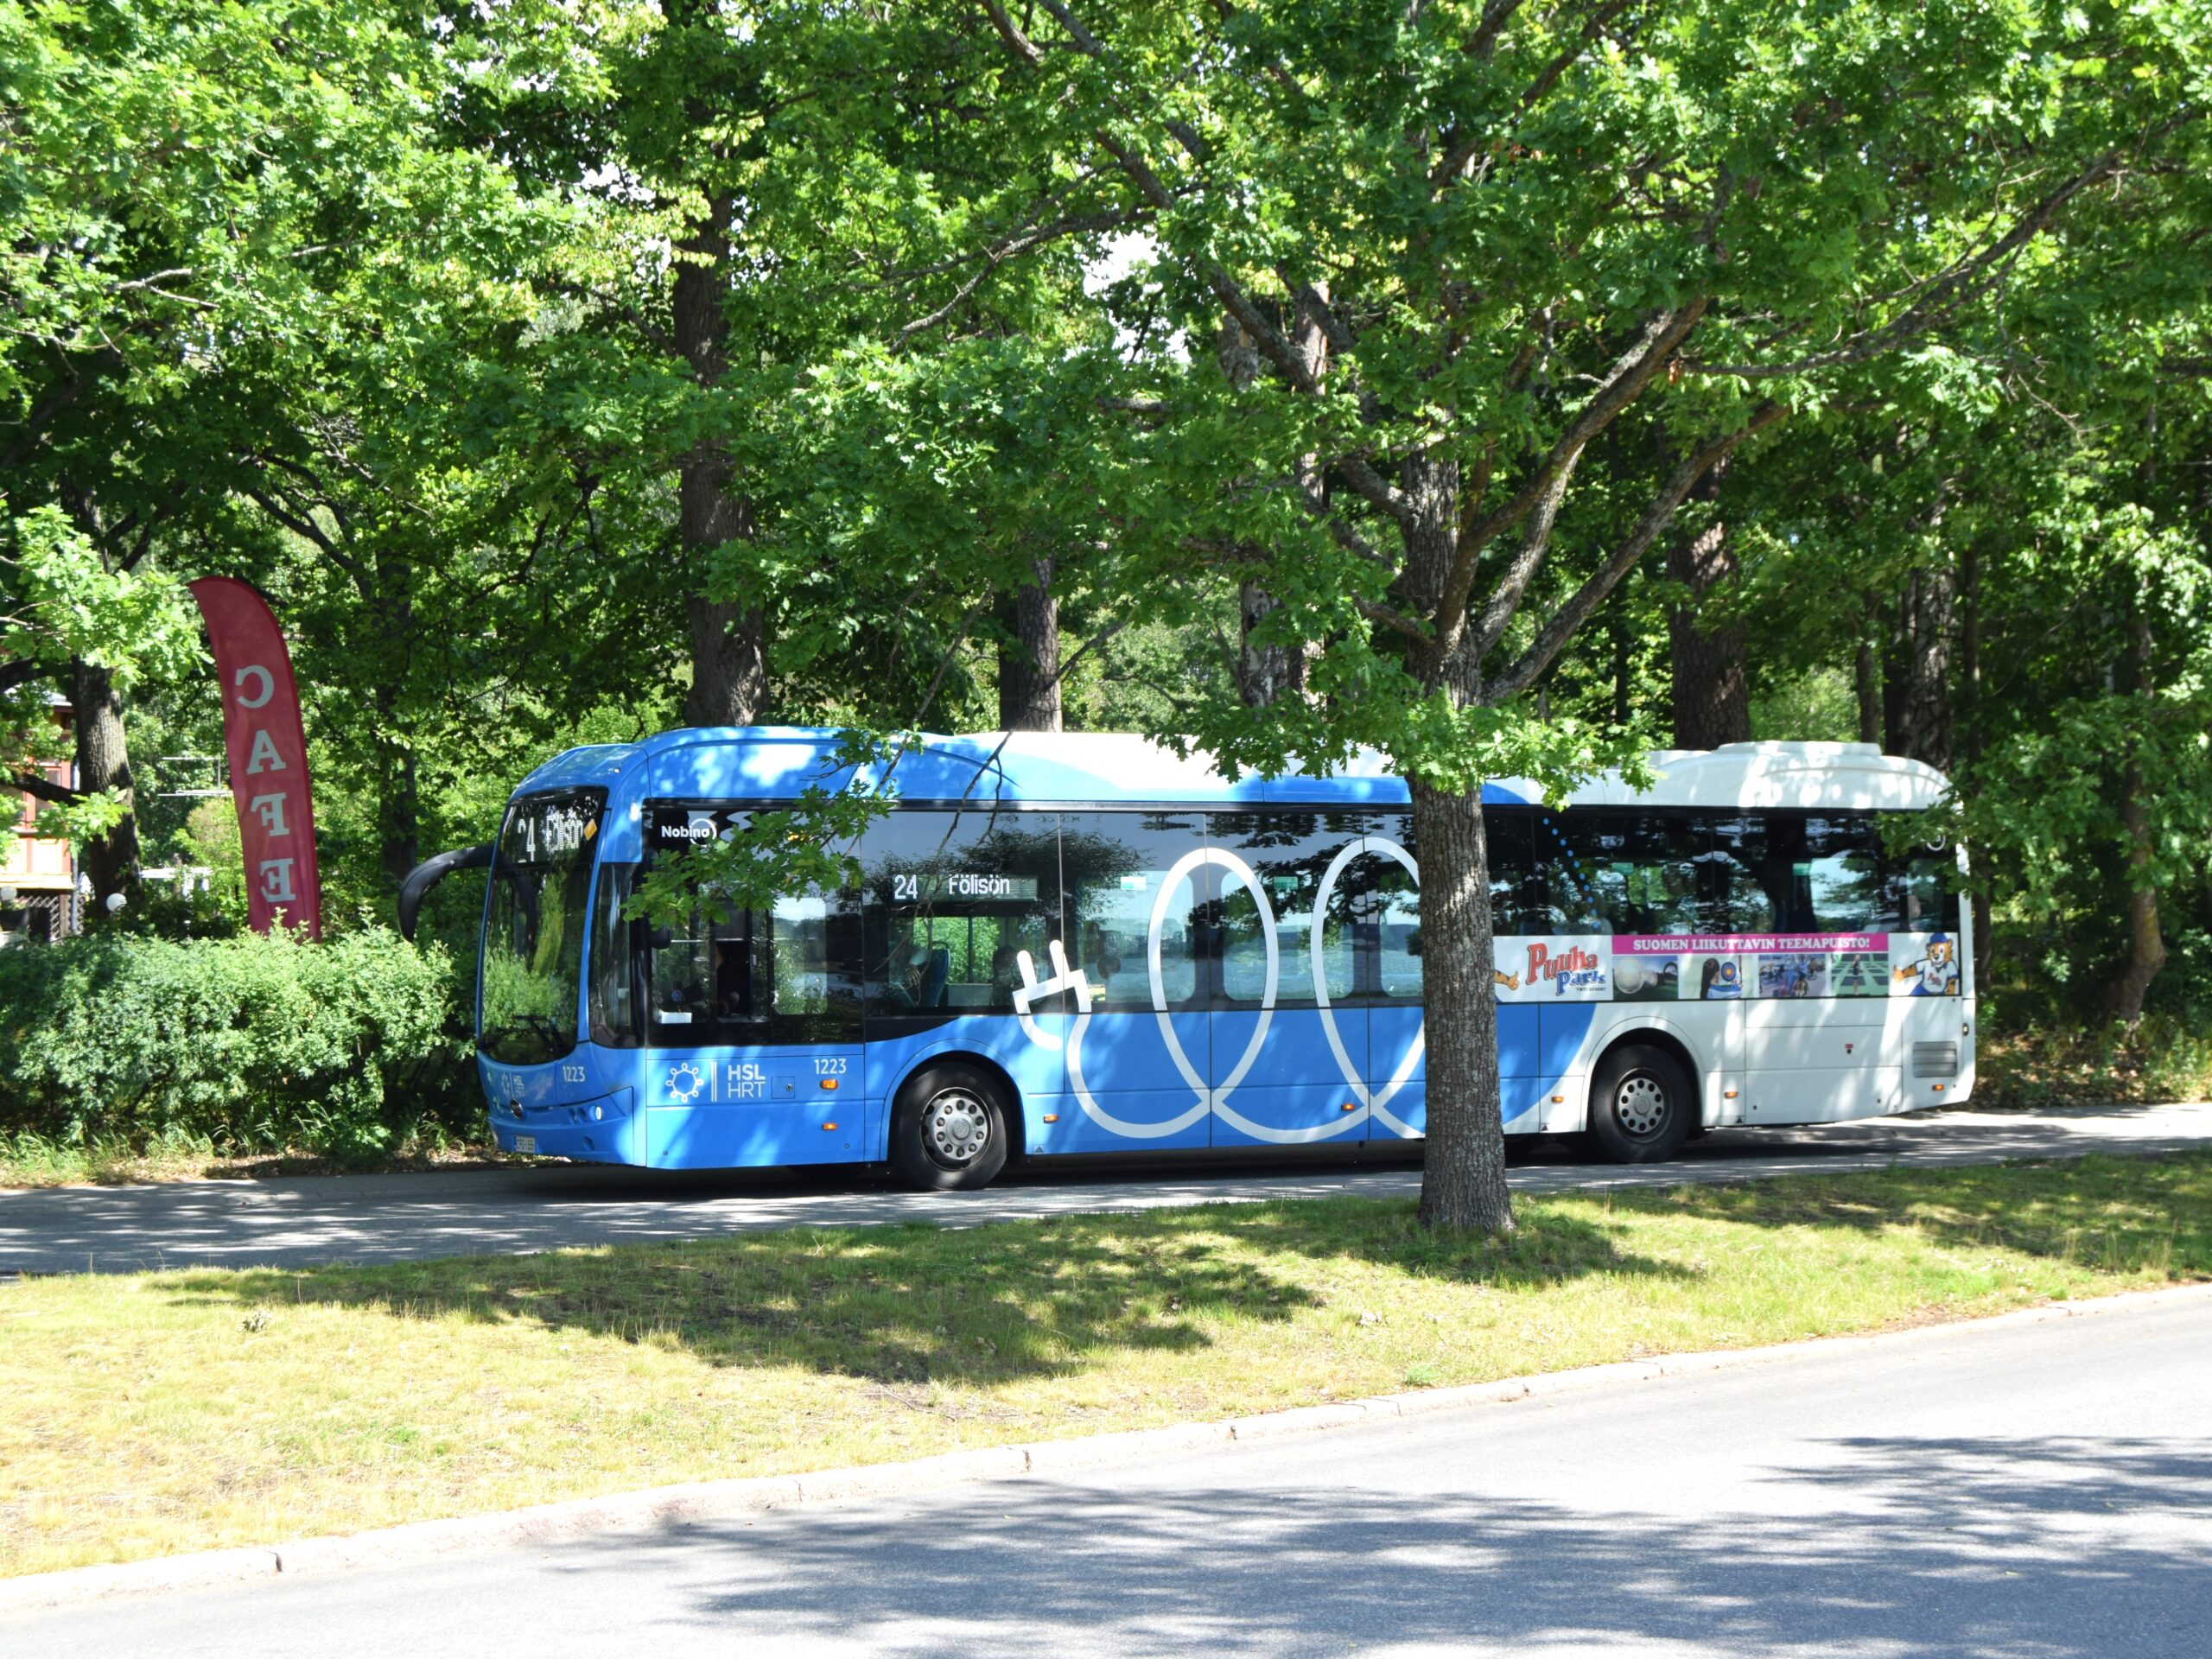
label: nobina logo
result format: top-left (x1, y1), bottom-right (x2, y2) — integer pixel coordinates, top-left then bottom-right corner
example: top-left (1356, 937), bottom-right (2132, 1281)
top-left (658, 811), bottom-right (721, 842)
top-left (1526, 942), bottom-right (1606, 994)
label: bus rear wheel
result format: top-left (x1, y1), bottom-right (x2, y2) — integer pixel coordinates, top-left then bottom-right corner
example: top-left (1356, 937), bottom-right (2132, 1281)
top-left (891, 1064), bottom-right (1010, 1192)
top-left (1586, 1044), bottom-right (1694, 1164)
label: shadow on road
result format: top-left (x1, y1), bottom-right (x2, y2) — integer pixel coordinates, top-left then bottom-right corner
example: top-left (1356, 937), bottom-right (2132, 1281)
top-left (622, 1433), bottom-right (2212, 1656)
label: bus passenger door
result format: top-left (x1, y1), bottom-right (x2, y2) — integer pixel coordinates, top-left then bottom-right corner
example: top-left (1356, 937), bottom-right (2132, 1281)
top-left (859, 807), bottom-right (1068, 1154)
top-left (634, 830), bottom-right (872, 1167)
top-left (1208, 814), bottom-right (1372, 1150)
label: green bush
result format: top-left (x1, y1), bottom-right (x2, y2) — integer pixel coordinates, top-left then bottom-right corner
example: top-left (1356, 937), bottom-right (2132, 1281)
top-left (0, 926), bottom-right (478, 1162)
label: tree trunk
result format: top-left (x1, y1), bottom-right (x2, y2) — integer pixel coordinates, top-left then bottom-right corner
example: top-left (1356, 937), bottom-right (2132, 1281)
top-left (684, 592), bottom-right (769, 728)
top-left (380, 747), bottom-right (420, 894)
top-left (1666, 461), bottom-right (1748, 748)
top-left (1854, 635), bottom-right (1882, 747)
top-left (1609, 608), bottom-right (1632, 730)
top-left (69, 658), bottom-right (138, 915)
top-left (1225, 296), bottom-right (1327, 712)
top-left (372, 553), bottom-right (421, 893)
top-left (2105, 760), bottom-right (2165, 1023)
top-left (1885, 566), bottom-right (1954, 769)
top-left (672, 185), bottom-right (770, 729)
top-left (2105, 607), bottom-right (2165, 1022)
top-left (1410, 776), bottom-right (1513, 1232)
top-left (1236, 581), bottom-right (1314, 708)
top-left (997, 554), bottom-right (1062, 731)
top-left (1396, 448), bottom-right (1512, 1233)
top-left (1960, 541), bottom-right (1992, 977)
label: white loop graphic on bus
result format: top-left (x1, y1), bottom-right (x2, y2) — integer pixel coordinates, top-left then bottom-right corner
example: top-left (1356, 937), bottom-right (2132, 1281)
top-left (1012, 837), bottom-right (1424, 1143)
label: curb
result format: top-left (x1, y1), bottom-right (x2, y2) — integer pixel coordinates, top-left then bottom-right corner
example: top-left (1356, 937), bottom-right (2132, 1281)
top-left (5, 1280), bottom-right (2207, 1616)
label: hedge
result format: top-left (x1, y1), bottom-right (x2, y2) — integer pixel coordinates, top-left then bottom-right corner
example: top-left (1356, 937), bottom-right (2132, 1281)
top-left (0, 926), bottom-right (478, 1160)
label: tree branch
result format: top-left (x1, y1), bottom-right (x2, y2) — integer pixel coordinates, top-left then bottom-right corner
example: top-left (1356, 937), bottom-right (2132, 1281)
top-left (1487, 402), bottom-right (1787, 700)
top-left (976, 0), bottom-right (1044, 62)
top-left (1353, 594), bottom-right (1433, 642)
top-left (984, 0), bottom-right (1411, 524)
top-left (1432, 0), bottom-right (1635, 188)
top-left (1444, 301), bottom-right (1707, 622)
top-left (1032, 0), bottom-right (1105, 54)
top-left (1688, 118), bottom-right (2202, 378)
top-left (1464, 0), bottom-right (1525, 60)
top-left (893, 208), bottom-right (1142, 346)
top-left (1467, 445), bottom-right (1585, 658)
top-left (8, 769), bottom-right (85, 808)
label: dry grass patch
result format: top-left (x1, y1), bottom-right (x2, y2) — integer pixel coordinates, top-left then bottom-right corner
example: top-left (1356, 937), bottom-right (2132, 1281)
top-left (3, 1151), bottom-right (2208, 1577)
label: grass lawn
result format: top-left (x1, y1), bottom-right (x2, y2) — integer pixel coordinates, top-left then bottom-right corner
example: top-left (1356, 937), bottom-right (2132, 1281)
top-left (4, 1151), bottom-right (2209, 1578)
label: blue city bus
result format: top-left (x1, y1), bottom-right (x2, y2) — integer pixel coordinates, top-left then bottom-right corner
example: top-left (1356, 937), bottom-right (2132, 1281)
top-left (406, 728), bottom-right (1974, 1190)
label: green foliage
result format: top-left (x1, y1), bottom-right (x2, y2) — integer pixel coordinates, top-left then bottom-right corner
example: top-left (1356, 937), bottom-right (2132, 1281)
top-left (619, 733), bottom-right (906, 930)
top-left (1750, 669), bottom-right (1860, 746)
top-left (0, 504), bottom-right (200, 689)
top-left (1978, 1015), bottom-right (2212, 1109)
top-left (0, 928), bottom-right (471, 1162)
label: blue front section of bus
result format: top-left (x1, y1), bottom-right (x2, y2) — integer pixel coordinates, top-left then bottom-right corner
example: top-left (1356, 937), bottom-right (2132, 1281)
top-left (481, 1048), bottom-right (642, 1165)
top-left (635, 1044), bottom-right (873, 1167)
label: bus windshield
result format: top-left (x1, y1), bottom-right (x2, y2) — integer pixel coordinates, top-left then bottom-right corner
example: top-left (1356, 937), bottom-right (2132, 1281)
top-left (478, 789), bottom-right (605, 1067)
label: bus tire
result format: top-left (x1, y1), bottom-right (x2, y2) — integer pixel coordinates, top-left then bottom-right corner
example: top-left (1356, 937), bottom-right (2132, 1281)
top-left (1586, 1043), bottom-right (1694, 1164)
top-left (890, 1064), bottom-right (1010, 1192)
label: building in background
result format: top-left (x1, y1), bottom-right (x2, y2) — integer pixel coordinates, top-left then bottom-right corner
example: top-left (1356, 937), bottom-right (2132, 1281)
top-left (1, 696), bottom-right (78, 944)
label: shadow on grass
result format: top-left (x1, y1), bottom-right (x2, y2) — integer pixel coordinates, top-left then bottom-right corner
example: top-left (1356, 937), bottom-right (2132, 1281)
top-left (152, 1203), bottom-right (1684, 1389)
top-left (1618, 1149), bottom-right (2212, 1275)
top-left (147, 1153), bottom-right (2209, 1393)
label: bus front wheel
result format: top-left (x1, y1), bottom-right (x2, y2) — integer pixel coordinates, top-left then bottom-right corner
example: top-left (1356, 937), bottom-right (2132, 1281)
top-left (890, 1064), bottom-right (1010, 1192)
top-left (1586, 1044), bottom-right (1694, 1164)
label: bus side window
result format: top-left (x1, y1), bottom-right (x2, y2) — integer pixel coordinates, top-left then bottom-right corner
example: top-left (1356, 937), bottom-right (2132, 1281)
top-left (713, 914), bottom-right (768, 1024)
top-left (1058, 811), bottom-right (1202, 1010)
top-left (1706, 816), bottom-right (1779, 933)
top-left (862, 808), bottom-right (1062, 1015)
top-left (1801, 815), bottom-right (1882, 931)
top-left (647, 912), bottom-right (715, 1028)
top-left (1554, 812), bottom-right (1697, 935)
top-left (1376, 874), bottom-right (1421, 998)
top-left (1878, 839), bottom-right (1961, 934)
top-left (1532, 811), bottom-right (1608, 932)
top-left (1210, 811), bottom-right (1370, 1007)
top-left (1484, 811), bottom-right (1536, 938)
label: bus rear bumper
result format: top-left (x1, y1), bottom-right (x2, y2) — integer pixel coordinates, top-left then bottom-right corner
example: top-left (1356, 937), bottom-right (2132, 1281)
top-left (489, 1087), bottom-right (639, 1164)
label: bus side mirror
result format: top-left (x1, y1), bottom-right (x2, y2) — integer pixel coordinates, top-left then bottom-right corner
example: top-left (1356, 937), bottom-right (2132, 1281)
top-left (397, 844), bottom-right (494, 941)
top-left (645, 925), bottom-right (673, 950)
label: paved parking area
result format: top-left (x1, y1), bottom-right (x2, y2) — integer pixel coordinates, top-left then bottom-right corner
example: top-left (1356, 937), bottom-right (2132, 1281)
top-left (2, 1102), bottom-right (2205, 1276)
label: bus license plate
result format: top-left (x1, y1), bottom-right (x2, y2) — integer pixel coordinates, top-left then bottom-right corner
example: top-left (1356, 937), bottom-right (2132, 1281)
top-left (514, 1135), bottom-right (537, 1154)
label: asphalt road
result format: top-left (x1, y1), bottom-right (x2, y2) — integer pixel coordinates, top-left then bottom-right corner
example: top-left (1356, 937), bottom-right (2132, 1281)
top-left (3, 1101), bottom-right (2208, 1276)
top-left (10, 1286), bottom-right (2208, 1656)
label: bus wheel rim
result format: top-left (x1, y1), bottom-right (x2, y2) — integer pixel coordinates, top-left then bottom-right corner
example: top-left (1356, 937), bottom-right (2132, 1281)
top-left (924, 1090), bottom-right (990, 1166)
top-left (1615, 1075), bottom-right (1669, 1137)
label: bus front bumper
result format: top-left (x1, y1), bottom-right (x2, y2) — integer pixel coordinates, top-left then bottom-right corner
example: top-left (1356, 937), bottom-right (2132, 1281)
top-left (490, 1087), bottom-right (637, 1162)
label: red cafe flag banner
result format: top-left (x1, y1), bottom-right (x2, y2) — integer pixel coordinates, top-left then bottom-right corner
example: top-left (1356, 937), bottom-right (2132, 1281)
top-left (187, 577), bottom-right (323, 938)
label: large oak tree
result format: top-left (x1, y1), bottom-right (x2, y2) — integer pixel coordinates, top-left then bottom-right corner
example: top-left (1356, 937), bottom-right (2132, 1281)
top-left (965, 0), bottom-right (2206, 1227)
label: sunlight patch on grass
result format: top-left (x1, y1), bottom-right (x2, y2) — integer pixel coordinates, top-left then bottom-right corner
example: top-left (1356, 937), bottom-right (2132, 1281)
top-left (3, 1152), bottom-right (2207, 1577)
